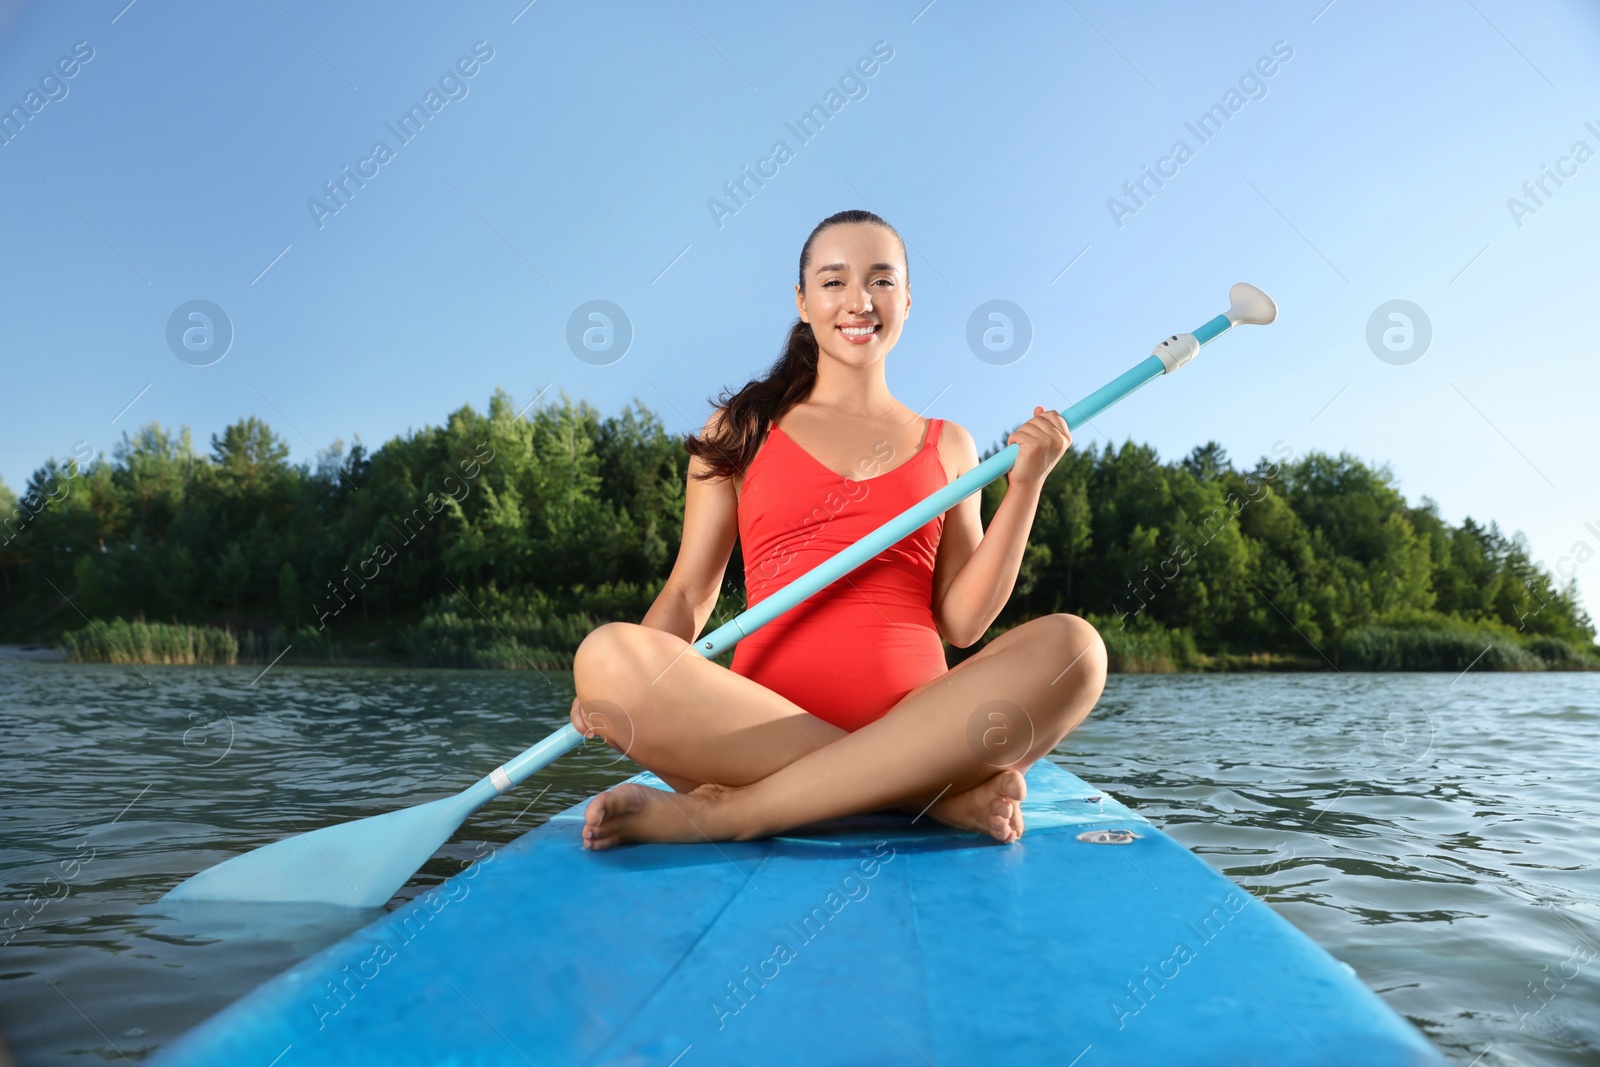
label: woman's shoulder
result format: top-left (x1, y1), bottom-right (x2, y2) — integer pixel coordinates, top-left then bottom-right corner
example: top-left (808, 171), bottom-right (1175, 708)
top-left (929, 418), bottom-right (979, 479)
top-left (932, 417), bottom-right (977, 455)
top-left (701, 404), bottom-right (732, 436)
top-left (701, 403), bottom-right (772, 444)
top-left (686, 405), bottom-right (746, 486)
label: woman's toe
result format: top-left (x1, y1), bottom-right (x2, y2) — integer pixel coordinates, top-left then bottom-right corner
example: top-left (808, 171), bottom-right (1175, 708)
top-left (989, 797), bottom-right (1013, 840)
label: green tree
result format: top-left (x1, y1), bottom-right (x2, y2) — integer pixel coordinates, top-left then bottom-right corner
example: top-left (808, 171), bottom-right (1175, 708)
top-left (276, 562), bottom-right (305, 627)
top-left (2, 393), bottom-right (1591, 666)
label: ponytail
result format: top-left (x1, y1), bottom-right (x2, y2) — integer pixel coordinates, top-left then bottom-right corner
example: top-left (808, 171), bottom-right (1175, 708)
top-left (684, 209), bottom-right (907, 483)
top-left (684, 318), bottom-right (818, 482)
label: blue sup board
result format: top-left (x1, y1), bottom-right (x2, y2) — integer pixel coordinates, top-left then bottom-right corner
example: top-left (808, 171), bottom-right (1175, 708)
top-left (155, 760), bottom-right (1445, 1066)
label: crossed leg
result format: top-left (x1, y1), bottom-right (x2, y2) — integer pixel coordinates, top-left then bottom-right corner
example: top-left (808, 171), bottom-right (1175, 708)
top-left (570, 613), bottom-right (1108, 848)
top-left (571, 622), bottom-right (1024, 839)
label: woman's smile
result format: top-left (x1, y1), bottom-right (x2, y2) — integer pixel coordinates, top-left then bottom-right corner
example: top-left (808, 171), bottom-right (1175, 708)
top-left (838, 323), bottom-right (880, 344)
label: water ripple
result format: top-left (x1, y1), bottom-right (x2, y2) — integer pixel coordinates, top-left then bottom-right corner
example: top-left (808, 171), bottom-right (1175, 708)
top-left (1, 663), bottom-right (1597, 1063)
top-left (1064, 671), bottom-right (1600, 1065)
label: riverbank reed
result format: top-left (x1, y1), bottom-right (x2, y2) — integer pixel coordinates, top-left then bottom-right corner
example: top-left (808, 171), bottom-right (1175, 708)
top-left (58, 611), bottom-right (1597, 672)
top-left (1337, 613), bottom-right (1598, 671)
top-left (59, 620), bottom-right (339, 666)
top-left (59, 619), bottom-right (242, 665)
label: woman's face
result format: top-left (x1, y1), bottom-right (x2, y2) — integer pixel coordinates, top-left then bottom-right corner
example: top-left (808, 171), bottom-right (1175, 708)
top-left (795, 222), bottom-right (911, 370)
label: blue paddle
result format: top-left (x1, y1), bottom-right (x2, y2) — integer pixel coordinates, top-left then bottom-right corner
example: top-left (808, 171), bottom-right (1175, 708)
top-left (163, 282), bottom-right (1277, 908)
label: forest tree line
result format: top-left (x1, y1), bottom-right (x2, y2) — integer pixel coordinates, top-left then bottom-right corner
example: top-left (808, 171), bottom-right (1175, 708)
top-left (1, 389), bottom-right (1593, 671)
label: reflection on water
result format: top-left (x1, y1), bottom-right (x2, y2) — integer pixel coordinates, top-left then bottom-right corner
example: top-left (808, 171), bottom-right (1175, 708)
top-left (0, 664), bottom-right (1596, 1064)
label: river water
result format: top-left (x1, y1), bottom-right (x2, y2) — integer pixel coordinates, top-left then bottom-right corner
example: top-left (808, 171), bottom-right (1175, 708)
top-left (1, 662), bottom-right (1596, 1064)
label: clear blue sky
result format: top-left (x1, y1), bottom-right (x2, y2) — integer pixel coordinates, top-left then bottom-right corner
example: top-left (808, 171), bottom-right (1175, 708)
top-left (3, 0), bottom-right (1598, 630)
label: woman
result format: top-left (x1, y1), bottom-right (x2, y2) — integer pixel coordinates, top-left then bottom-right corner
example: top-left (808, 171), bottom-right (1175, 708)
top-left (570, 209), bottom-right (1106, 849)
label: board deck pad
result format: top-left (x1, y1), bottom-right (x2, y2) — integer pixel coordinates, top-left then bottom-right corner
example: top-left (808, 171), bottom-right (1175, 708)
top-left (155, 760), bottom-right (1445, 1066)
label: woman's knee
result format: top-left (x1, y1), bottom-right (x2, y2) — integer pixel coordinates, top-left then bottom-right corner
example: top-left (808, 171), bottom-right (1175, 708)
top-left (573, 621), bottom-right (692, 702)
top-left (1028, 613), bottom-right (1108, 684)
top-left (574, 622), bottom-right (629, 692)
top-left (572, 624), bottom-right (651, 752)
top-left (1016, 615), bottom-right (1106, 759)
top-left (576, 620), bottom-right (617, 687)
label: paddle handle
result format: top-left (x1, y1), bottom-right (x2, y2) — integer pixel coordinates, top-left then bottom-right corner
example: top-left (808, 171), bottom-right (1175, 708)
top-left (480, 291), bottom-right (1271, 793)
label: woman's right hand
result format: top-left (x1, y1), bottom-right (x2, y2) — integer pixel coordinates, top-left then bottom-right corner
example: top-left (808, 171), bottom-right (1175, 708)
top-left (1006, 405), bottom-right (1071, 492)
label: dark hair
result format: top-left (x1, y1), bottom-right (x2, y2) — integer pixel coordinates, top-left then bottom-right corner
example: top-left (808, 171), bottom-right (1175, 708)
top-left (683, 209), bottom-right (909, 483)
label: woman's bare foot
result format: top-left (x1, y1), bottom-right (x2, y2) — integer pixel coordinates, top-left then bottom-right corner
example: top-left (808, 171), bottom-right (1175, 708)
top-left (923, 769), bottom-right (1027, 844)
top-left (581, 781), bottom-right (735, 850)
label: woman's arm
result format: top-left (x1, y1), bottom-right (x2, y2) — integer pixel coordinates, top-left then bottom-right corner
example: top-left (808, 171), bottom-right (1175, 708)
top-left (930, 409), bottom-right (1071, 648)
top-left (639, 409), bottom-right (740, 644)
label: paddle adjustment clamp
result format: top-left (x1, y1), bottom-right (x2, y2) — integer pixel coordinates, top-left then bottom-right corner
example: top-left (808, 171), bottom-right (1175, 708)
top-left (1152, 333), bottom-right (1200, 373)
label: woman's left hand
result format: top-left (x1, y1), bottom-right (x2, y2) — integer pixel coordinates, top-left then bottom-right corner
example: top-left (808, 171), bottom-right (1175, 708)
top-left (1006, 406), bottom-right (1072, 491)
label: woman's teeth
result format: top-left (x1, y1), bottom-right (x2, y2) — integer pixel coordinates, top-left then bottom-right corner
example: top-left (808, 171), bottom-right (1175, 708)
top-left (840, 326), bottom-right (877, 337)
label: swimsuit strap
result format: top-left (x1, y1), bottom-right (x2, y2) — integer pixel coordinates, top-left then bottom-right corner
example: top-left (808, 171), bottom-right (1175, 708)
top-left (924, 417), bottom-right (943, 447)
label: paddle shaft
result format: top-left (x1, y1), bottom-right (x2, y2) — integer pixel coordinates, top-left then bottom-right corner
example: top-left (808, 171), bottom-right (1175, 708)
top-left (160, 287), bottom-right (1271, 907)
top-left (490, 311), bottom-right (1238, 791)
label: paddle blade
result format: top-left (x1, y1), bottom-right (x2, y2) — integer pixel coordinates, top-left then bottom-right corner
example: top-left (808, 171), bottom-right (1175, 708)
top-left (164, 790), bottom-right (480, 909)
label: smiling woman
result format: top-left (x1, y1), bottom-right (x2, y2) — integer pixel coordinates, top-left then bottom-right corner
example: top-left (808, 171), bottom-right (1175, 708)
top-left (681, 210), bottom-right (921, 482)
top-left (568, 209), bottom-right (1101, 850)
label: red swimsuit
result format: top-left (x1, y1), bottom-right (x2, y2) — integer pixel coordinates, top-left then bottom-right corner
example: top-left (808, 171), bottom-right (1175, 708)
top-left (729, 416), bottom-right (951, 732)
